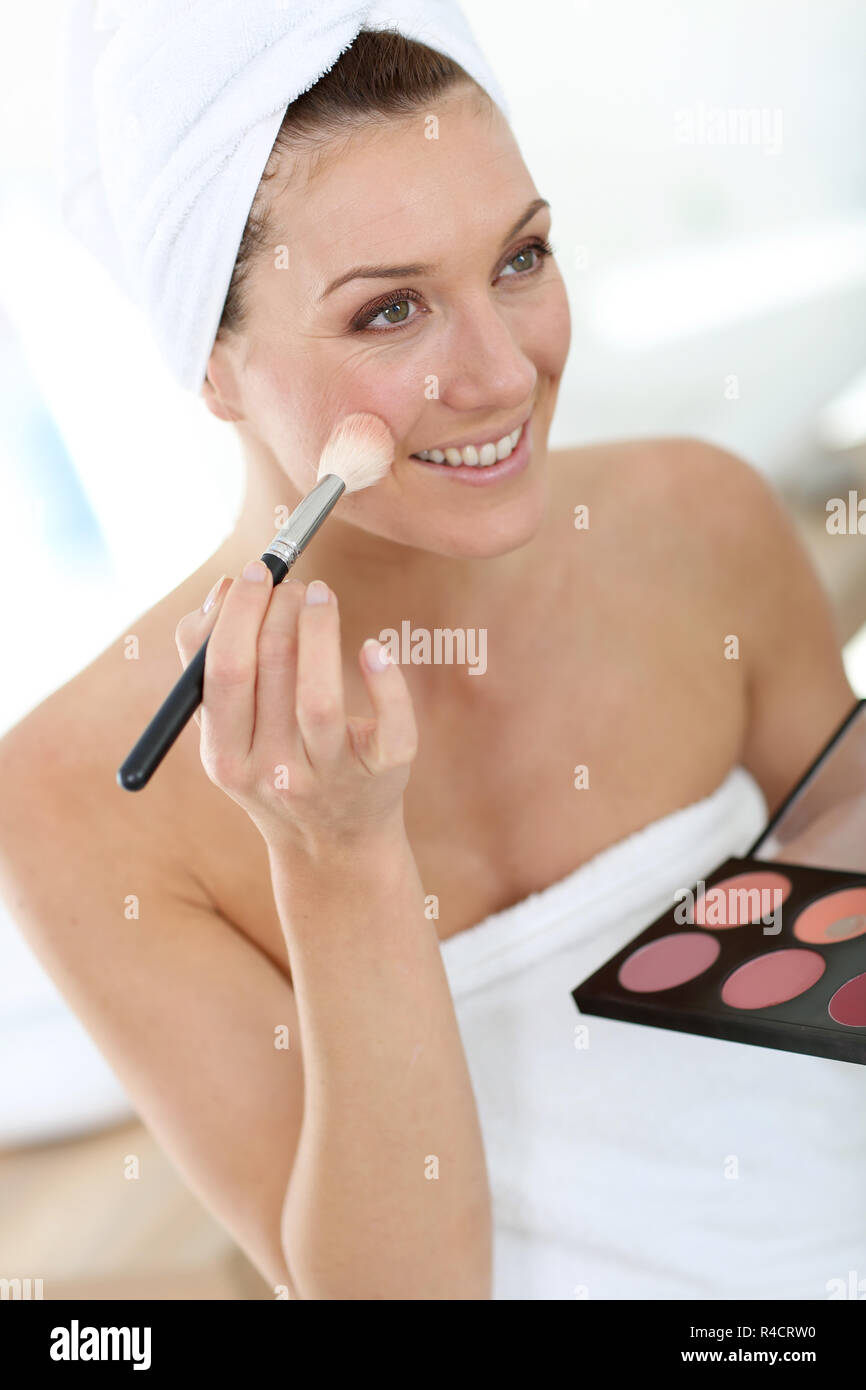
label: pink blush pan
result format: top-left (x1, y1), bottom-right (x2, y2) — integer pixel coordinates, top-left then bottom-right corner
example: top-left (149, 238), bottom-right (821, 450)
top-left (720, 948), bottom-right (826, 1010)
top-left (617, 932), bottom-right (720, 993)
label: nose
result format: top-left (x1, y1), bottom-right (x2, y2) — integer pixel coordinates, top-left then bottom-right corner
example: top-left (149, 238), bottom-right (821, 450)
top-left (438, 293), bottom-right (537, 416)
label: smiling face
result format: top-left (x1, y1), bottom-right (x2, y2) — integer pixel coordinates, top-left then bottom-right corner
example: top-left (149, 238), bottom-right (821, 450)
top-left (204, 83), bottom-right (571, 559)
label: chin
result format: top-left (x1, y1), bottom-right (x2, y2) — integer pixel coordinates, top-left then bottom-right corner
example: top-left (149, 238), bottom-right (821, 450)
top-left (406, 478), bottom-right (550, 559)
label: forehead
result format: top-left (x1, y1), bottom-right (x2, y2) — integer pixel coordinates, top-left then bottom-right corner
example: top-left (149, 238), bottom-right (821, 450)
top-left (267, 90), bottom-right (535, 283)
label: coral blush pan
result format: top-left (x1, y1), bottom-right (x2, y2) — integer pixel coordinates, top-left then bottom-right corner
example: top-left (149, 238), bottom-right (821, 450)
top-left (692, 870), bottom-right (793, 926)
top-left (793, 887), bottom-right (866, 943)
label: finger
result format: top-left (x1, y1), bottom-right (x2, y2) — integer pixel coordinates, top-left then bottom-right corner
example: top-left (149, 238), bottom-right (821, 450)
top-left (176, 576), bottom-right (233, 665)
top-left (294, 581), bottom-right (348, 765)
top-left (252, 578), bottom-right (305, 768)
top-left (175, 576), bottom-right (233, 728)
top-left (354, 639), bottom-right (418, 772)
top-left (200, 558), bottom-right (273, 765)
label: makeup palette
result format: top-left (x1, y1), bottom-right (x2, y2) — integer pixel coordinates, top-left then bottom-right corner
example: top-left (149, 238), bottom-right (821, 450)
top-left (573, 699), bottom-right (866, 1064)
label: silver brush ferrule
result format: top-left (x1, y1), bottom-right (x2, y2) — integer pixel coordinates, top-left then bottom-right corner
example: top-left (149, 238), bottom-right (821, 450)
top-left (262, 474), bottom-right (346, 569)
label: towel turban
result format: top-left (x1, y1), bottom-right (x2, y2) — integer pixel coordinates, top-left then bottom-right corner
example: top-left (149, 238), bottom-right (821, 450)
top-left (57, 0), bottom-right (510, 392)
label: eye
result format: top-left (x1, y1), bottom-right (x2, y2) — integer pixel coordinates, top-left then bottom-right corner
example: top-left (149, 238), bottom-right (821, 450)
top-left (498, 238), bottom-right (555, 278)
top-left (352, 290), bottom-right (424, 333)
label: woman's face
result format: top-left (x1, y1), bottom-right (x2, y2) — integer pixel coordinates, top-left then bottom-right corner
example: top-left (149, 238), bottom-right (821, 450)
top-left (206, 84), bottom-right (571, 559)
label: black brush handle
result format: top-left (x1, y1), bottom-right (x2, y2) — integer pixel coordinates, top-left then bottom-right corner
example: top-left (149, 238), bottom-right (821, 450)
top-left (117, 551), bottom-right (288, 791)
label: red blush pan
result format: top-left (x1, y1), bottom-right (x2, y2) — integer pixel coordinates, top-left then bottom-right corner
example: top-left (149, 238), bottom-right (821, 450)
top-left (828, 973), bottom-right (866, 1027)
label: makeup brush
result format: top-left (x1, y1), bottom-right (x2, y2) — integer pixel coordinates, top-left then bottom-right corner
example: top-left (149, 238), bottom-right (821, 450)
top-left (117, 413), bottom-right (394, 792)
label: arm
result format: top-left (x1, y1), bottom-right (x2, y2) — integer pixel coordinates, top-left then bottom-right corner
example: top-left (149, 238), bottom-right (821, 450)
top-left (270, 826), bottom-right (491, 1300)
top-left (0, 717), bottom-right (303, 1294)
top-left (182, 568), bottom-right (491, 1300)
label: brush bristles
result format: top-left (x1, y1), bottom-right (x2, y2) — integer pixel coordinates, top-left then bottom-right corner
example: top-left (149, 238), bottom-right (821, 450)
top-left (316, 413), bottom-right (395, 493)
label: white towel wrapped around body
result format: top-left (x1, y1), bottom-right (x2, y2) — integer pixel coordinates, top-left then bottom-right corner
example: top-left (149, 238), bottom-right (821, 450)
top-left (440, 766), bottom-right (866, 1300)
top-left (57, 0), bottom-right (509, 392)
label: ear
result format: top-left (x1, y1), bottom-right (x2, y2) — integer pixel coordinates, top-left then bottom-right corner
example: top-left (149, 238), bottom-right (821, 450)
top-left (201, 375), bottom-right (240, 421)
top-left (201, 343), bottom-right (243, 422)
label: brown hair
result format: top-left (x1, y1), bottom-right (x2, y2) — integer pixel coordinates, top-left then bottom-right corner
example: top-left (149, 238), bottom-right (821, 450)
top-left (214, 27), bottom-right (490, 341)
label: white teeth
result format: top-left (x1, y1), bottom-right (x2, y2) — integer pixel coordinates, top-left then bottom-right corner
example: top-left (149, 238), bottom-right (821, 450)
top-left (413, 419), bottom-right (526, 467)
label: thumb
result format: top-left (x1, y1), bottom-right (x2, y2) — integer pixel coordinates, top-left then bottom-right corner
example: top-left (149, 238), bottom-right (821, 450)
top-left (353, 638), bottom-right (418, 774)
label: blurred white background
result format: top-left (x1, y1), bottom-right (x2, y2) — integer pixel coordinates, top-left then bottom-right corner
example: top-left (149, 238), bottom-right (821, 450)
top-left (1, 0), bottom-right (865, 1144)
top-left (2, 0), bottom-right (866, 724)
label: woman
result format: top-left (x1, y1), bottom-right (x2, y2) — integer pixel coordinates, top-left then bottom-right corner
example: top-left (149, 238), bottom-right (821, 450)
top-left (1, 26), bottom-right (860, 1300)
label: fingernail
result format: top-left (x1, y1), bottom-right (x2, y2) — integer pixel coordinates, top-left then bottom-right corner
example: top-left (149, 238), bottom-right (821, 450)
top-left (363, 638), bottom-right (391, 672)
top-left (242, 559), bottom-right (268, 582)
top-left (305, 580), bottom-right (330, 605)
top-left (202, 576), bottom-right (227, 613)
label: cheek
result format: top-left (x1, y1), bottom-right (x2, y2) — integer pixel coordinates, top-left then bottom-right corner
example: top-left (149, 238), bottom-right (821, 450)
top-left (247, 337), bottom-right (426, 477)
top-left (524, 280), bottom-right (571, 381)
top-left (241, 353), bottom-right (321, 469)
top-left (303, 349), bottom-right (427, 460)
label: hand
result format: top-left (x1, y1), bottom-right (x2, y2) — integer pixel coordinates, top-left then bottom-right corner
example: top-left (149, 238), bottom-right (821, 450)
top-left (175, 564), bottom-right (418, 852)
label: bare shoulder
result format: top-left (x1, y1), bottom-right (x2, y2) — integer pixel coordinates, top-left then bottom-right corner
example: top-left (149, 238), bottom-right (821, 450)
top-left (548, 432), bottom-right (774, 599)
top-left (0, 583), bottom-right (286, 972)
top-left (552, 431), bottom-right (772, 518)
top-left (0, 588), bottom-right (216, 898)
top-left (551, 434), bottom-right (856, 810)
top-left (551, 431), bottom-right (814, 590)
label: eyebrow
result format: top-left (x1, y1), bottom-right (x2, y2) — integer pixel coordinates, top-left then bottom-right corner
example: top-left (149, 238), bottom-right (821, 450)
top-left (317, 197), bottom-right (551, 301)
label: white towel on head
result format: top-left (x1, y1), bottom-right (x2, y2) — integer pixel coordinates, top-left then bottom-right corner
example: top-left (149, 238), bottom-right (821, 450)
top-left (57, 0), bottom-right (509, 393)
